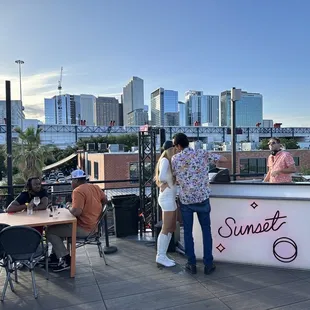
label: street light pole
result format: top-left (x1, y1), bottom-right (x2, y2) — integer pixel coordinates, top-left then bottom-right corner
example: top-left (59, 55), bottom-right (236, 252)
top-left (231, 87), bottom-right (241, 181)
top-left (15, 60), bottom-right (24, 130)
top-left (5, 81), bottom-right (13, 203)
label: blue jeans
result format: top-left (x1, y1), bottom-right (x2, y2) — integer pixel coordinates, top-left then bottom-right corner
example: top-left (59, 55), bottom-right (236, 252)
top-left (180, 198), bottom-right (213, 266)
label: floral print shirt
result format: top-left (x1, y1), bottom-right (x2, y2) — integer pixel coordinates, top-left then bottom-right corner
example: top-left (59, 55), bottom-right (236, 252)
top-left (171, 147), bottom-right (220, 205)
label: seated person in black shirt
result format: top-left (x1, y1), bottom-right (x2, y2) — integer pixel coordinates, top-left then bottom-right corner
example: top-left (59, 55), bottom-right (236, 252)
top-left (7, 177), bottom-right (48, 213)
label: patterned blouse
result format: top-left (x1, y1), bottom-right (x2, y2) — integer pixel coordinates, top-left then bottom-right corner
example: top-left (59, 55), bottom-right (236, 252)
top-left (171, 147), bottom-right (220, 205)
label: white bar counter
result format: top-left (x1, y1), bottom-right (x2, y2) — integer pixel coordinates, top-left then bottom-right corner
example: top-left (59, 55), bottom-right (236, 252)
top-left (193, 181), bottom-right (310, 270)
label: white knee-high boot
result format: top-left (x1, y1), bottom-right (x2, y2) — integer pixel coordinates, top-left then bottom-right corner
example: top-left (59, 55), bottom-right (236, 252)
top-left (166, 233), bottom-right (175, 264)
top-left (156, 233), bottom-right (176, 267)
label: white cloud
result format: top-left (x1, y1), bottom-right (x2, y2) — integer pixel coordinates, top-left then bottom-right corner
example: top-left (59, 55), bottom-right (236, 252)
top-left (0, 70), bottom-right (125, 121)
top-left (0, 71), bottom-right (59, 121)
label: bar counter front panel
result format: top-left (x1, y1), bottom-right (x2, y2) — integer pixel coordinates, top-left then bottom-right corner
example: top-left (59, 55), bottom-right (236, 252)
top-left (192, 182), bottom-right (310, 270)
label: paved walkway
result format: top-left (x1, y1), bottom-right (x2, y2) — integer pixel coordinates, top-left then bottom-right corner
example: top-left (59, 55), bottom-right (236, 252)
top-left (1, 237), bottom-right (310, 310)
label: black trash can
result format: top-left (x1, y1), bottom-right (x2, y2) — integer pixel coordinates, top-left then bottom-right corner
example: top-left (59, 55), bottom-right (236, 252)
top-left (154, 221), bottom-right (176, 253)
top-left (112, 194), bottom-right (140, 238)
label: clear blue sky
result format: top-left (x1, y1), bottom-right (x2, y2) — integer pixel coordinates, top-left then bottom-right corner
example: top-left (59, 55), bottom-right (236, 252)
top-left (0, 0), bottom-right (310, 126)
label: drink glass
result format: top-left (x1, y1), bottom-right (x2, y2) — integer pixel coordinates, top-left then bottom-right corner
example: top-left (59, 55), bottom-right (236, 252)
top-left (52, 205), bottom-right (59, 218)
top-left (33, 197), bottom-right (40, 211)
top-left (27, 203), bottom-right (33, 215)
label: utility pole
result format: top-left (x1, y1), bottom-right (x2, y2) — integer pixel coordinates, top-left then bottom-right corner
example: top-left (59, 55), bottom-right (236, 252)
top-left (6, 81), bottom-right (13, 203)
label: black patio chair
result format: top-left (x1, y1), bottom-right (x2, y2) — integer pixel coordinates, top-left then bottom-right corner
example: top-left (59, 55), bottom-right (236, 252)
top-left (0, 226), bottom-right (48, 301)
top-left (0, 222), bottom-right (22, 283)
top-left (0, 224), bottom-right (15, 296)
top-left (67, 204), bottom-right (108, 265)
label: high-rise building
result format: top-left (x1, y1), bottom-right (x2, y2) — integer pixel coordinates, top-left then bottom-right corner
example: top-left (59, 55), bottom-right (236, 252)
top-left (128, 108), bottom-right (148, 126)
top-left (0, 100), bottom-right (24, 127)
top-left (178, 101), bottom-right (186, 126)
top-left (151, 88), bottom-right (161, 126)
top-left (151, 88), bottom-right (178, 126)
top-left (164, 112), bottom-right (179, 126)
top-left (206, 95), bottom-right (219, 126)
top-left (122, 77), bottom-right (144, 125)
top-left (79, 95), bottom-right (96, 126)
top-left (44, 97), bottom-right (56, 124)
top-left (184, 91), bottom-right (220, 126)
top-left (95, 97), bottom-right (120, 126)
top-left (220, 90), bottom-right (263, 127)
top-left (44, 94), bottom-right (79, 125)
top-left (185, 90), bottom-right (205, 126)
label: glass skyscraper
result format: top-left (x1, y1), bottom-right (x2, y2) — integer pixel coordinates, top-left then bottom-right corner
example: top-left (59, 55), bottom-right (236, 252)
top-left (206, 95), bottom-right (219, 126)
top-left (0, 100), bottom-right (24, 127)
top-left (220, 91), bottom-right (263, 127)
top-left (184, 91), bottom-right (220, 126)
top-left (185, 90), bottom-right (203, 126)
top-left (151, 88), bottom-right (178, 126)
top-left (44, 94), bottom-right (78, 125)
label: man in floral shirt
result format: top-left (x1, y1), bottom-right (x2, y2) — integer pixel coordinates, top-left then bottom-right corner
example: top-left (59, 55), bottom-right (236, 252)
top-left (171, 133), bottom-right (224, 275)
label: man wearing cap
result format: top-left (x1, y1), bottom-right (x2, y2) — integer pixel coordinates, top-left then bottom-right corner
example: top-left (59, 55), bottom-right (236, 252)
top-left (46, 169), bottom-right (107, 272)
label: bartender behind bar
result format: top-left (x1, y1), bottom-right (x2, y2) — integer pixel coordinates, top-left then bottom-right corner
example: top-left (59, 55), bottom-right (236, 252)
top-left (263, 138), bottom-right (297, 183)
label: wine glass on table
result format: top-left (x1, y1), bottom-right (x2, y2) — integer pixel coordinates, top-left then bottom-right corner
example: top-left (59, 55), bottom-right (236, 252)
top-left (33, 197), bottom-right (40, 212)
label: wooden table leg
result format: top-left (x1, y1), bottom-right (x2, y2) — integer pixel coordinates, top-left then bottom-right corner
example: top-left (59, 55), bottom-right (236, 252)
top-left (70, 220), bottom-right (77, 278)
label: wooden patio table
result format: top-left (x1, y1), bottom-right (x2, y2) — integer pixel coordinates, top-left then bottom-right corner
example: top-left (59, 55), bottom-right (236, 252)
top-left (0, 208), bottom-right (77, 278)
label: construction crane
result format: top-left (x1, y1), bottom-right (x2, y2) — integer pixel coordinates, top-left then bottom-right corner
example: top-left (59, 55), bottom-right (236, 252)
top-left (57, 67), bottom-right (63, 124)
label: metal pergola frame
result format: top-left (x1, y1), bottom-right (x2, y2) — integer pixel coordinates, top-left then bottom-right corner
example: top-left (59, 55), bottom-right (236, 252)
top-left (138, 127), bottom-right (159, 237)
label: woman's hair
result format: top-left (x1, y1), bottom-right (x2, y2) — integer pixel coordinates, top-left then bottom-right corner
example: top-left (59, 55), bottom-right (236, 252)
top-left (154, 147), bottom-right (176, 187)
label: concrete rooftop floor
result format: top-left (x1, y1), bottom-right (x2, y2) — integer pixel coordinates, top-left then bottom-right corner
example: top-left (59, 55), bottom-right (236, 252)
top-left (1, 236), bottom-right (310, 310)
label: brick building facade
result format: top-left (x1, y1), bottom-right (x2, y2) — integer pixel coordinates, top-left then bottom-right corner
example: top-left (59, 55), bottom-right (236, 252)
top-left (78, 149), bottom-right (310, 188)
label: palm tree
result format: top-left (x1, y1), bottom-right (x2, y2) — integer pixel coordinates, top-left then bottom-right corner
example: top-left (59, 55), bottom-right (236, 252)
top-left (13, 126), bottom-right (53, 182)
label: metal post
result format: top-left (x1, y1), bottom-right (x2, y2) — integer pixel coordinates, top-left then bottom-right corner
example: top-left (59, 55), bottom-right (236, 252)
top-left (231, 100), bottom-right (236, 180)
top-left (138, 131), bottom-right (145, 237)
top-left (15, 60), bottom-right (24, 130)
top-left (104, 213), bottom-right (110, 247)
top-left (138, 126), bottom-right (159, 238)
top-left (84, 151), bottom-right (88, 175)
top-left (231, 87), bottom-right (241, 181)
top-left (150, 129), bottom-right (157, 237)
top-left (5, 81), bottom-right (13, 203)
top-left (75, 124), bottom-right (78, 142)
top-left (160, 128), bottom-right (166, 147)
top-left (103, 211), bottom-right (117, 254)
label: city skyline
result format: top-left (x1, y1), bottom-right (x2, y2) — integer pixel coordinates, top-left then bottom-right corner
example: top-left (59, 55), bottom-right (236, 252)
top-left (41, 86), bottom-right (260, 128)
top-left (1, 0), bottom-right (310, 126)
